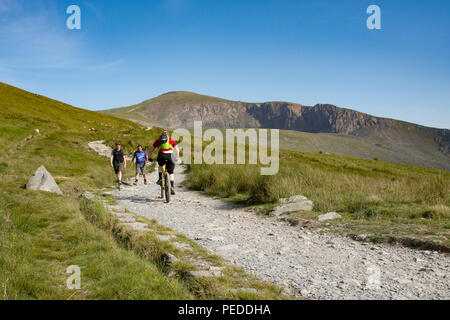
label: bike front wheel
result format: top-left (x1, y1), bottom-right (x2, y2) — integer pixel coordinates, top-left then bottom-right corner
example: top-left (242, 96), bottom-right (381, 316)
top-left (165, 180), bottom-right (171, 203)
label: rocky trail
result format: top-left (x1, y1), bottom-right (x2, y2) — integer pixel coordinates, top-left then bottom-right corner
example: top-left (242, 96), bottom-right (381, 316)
top-left (90, 142), bottom-right (449, 300)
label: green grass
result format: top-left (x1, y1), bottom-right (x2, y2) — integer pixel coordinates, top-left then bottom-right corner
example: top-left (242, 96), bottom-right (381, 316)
top-left (0, 189), bottom-right (191, 300)
top-left (185, 150), bottom-right (450, 249)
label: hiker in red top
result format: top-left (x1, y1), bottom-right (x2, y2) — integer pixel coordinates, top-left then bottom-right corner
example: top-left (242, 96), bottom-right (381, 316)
top-left (148, 131), bottom-right (180, 195)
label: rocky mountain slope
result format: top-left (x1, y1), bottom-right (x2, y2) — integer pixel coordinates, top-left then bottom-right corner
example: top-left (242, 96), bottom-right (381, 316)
top-left (103, 91), bottom-right (450, 170)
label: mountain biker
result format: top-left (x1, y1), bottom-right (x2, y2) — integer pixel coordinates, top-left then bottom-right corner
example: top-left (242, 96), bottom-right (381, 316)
top-left (148, 131), bottom-right (179, 195)
top-left (131, 144), bottom-right (148, 185)
top-left (110, 142), bottom-right (126, 187)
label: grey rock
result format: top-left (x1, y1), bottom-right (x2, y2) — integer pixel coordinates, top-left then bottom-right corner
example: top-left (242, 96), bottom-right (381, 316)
top-left (233, 288), bottom-right (258, 294)
top-left (209, 266), bottom-right (226, 271)
top-left (127, 222), bottom-right (149, 231)
top-left (317, 212), bottom-right (342, 221)
top-left (172, 242), bottom-right (193, 251)
top-left (161, 253), bottom-right (178, 266)
top-left (271, 200), bottom-right (314, 216)
top-left (26, 166), bottom-right (62, 195)
top-left (188, 270), bottom-right (223, 278)
top-left (119, 216), bottom-right (136, 223)
top-left (157, 234), bottom-right (176, 241)
top-left (354, 234), bottom-right (367, 241)
top-left (280, 195), bottom-right (308, 203)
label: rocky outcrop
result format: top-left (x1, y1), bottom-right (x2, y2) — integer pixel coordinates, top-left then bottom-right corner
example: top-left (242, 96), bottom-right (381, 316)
top-left (433, 129), bottom-right (450, 154)
top-left (118, 92), bottom-right (399, 135)
top-left (26, 165), bottom-right (63, 195)
top-left (246, 103), bottom-right (384, 134)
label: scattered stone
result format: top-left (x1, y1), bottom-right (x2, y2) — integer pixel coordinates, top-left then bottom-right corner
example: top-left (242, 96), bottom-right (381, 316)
top-left (354, 234), bottom-right (367, 241)
top-left (25, 135), bottom-right (34, 141)
top-left (209, 266), bottom-right (226, 271)
top-left (26, 165), bottom-right (63, 195)
top-left (317, 212), bottom-right (342, 221)
top-left (157, 234), bottom-right (176, 241)
top-left (35, 128), bottom-right (40, 134)
top-left (161, 253), bottom-right (178, 266)
top-left (188, 270), bottom-right (223, 278)
top-left (270, 200), bottom-right (314, 216)
top-left (119, 216), bottom-right (136, 223)
top-left (280, 195), bottom-right (308, 203)
top-left (82, 191), bottom-right (95, 199)
top-left (127, 222), bottom-right (149, 231)
top-left (300, 289), bottom-right (310, 296)
top-left (172, 242), bottom-right (193, 251)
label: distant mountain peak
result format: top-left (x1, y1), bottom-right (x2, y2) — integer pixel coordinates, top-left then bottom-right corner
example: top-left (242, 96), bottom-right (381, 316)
top-left (103, 91), bottom-right (450, 166)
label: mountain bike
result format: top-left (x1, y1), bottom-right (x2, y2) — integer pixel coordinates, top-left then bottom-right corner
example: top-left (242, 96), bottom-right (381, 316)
top-left (160, 160), bottom-right (171, 203)
top-left (150, 158), bottom-right (171, 203)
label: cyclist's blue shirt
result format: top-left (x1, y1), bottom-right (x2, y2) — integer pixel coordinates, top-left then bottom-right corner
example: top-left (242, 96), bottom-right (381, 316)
top-left (134, 151), bottom-right (148, 165)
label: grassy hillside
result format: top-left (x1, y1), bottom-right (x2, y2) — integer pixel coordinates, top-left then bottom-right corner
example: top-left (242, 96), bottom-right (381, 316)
top-left (0, 83), bottom-right (283, 300)
top-left (185, 149), bottom-right (450, 249)
top-left (0, 83), bottom-right (190, 299)
top-left (279, 128), bottom-right (450, 171)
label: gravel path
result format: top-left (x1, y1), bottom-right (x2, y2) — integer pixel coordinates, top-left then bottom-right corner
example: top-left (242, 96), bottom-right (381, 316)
top-left (109, 167), bottom-right (450, 300)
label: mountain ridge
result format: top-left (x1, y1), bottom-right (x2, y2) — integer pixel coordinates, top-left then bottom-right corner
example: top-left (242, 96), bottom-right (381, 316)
top-left (103, 91), bottom-right (450, 157)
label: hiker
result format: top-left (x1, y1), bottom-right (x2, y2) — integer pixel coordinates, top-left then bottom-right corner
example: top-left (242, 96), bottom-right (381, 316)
top-left (148, 131), bottom-right (179, 195)
top-left (131, 144), bottom-right (149, 185)
top-left (110, 142), bottom-right (126, 186)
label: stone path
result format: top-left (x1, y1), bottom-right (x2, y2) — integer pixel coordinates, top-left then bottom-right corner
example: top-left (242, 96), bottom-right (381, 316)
top-left (88, 142), bottom-right (450, 299)
top-left (109, 167), bottom-right (449, 300)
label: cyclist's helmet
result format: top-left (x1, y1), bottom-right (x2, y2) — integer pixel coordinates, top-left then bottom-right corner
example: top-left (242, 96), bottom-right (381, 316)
top-left (159, 134), bottom-right (168, 144)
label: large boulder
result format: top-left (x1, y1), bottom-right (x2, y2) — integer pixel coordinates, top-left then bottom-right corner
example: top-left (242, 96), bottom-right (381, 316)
top-left (270, 195), bottom-right (314, 216)
top-left (317, 212), bottom-right (342, 221)
top-left (26, 166), bottom-right (63, 195)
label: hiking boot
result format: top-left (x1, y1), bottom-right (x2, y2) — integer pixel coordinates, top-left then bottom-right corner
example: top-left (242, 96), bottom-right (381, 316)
top-left (156, 179), bottom-right (162, 186)
top-left (144, 179), bottom-right (148, 185)
top-left (171, 188), bottom-right (176, 195)
top-left (133, 180), bottom-right (138, 186)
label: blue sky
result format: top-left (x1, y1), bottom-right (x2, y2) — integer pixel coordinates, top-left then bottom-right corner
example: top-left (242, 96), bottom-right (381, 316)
top-left (0, 0), bottom-right (449, 129)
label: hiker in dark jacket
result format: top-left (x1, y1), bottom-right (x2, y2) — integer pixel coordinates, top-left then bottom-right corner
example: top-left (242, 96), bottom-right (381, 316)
top-left (110, 142), bottom-right (126, 186)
